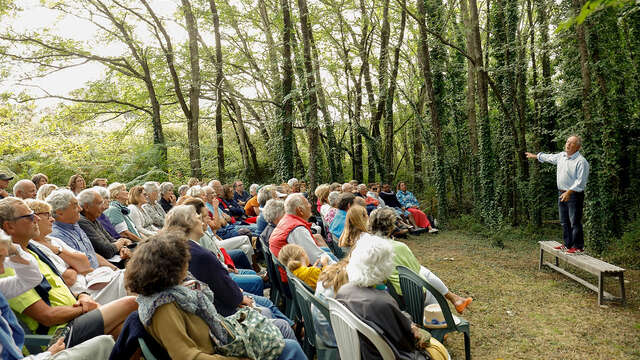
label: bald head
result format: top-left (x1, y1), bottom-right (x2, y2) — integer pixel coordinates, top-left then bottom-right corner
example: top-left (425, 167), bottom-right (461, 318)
top-left (13, 180), bottom-right (37, 200)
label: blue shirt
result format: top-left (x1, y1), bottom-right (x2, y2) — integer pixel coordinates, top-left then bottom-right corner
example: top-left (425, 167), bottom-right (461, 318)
top-left (396, 190), bottom-right (419, 208)
top-left (51, 221), bottom-right (99, 268)
top-left (329, 210), bottom-right (347, 239)
top-left (537, 151), bottom-right (590, 192)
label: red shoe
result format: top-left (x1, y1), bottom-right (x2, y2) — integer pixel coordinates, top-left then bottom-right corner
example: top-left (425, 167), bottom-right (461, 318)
top-left (567, 247), bottom-right (584, 254)
top-left (553, 245), bottom-right (567, 251)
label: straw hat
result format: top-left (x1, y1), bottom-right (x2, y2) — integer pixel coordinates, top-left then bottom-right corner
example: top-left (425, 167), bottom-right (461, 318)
top-left (423, 304), bottom-right (462, 329)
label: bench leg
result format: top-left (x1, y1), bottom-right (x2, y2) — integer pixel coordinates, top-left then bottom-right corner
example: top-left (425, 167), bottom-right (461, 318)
top-left (618, 273), bottom-right (626, 306)
top-left (539, 248), bottom-right (544, 271)
top-left (555, 255), bottom-right (559, 267)
top-left (598, 273), bottom-right (604, 306)
top-left (464, 331), bottom-right (471, 360)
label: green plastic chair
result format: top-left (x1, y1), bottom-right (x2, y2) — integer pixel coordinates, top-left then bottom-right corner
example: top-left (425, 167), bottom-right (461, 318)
top-left (258, 237), bottom-right (282, 305)
top-left (138, 338), bottom-right (158, 360)
top-left (290, 277), bottom-right (340, 360)
top-left (271, 253), bottom-right (298, 320)
top-left (385, 279), bottom-right (405, 311)
top-left (397, 265), bottom-right (471, 360)
top-left (23, 334), bottom-right (52, 355)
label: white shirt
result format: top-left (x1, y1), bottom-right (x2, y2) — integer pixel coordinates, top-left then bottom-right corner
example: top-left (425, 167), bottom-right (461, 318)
top-left (537, 151), bottom-right (590, 192)
top-left (0, 244), bottom-right (42, 299)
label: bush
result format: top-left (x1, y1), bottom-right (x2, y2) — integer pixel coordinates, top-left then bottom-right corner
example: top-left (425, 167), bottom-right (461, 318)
top-left (603, 217), bottom-right (640, 269)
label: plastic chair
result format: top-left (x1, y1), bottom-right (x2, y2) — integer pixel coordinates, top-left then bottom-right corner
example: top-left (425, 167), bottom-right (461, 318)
top-left (326, 297), bottom-right (395, 360)
top-left (290, 277), bottom-right (340, 360)
top-left (397, 265), bottom-right (471, 360)
top-left (271, 253), bottom-right (298, 319)
top-left (138, 338), bottom-right (158, 360)
top-left (385, 279), bottom-right (406, 311)
top-left (23, 334), bottom-right (52, 354)
top-left (258, 236), bottom-right (281, 305)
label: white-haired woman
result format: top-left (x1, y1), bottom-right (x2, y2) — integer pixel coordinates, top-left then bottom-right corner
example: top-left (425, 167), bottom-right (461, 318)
top-left (158, 182), bottom-right (175, 213)
top-left (369, 207), bottom-right (472, 314)
top-left (141, 181), bottom-right (166, 228)
top-left (103, 183), bottom-right (143, 242)
top-left (127, 185), bottom-right (158, 238)
top-left (36, 183), bottom-right (58, 201)
top-left (258, 199), bottom-right (285, 247)
top-left (244, 184), bottom-right (260, 217)
top-left (336, 235), bottom-right (448, 360)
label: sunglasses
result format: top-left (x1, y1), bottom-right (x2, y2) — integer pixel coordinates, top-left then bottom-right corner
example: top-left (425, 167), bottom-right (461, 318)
top-left (36, 212), bottom-right (52, 219)
top-left (12, 212), bottom-right (36, 222)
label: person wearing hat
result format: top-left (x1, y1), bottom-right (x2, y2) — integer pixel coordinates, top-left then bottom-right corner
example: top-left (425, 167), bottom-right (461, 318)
top-left (0, 172), bottom-right (14, 199)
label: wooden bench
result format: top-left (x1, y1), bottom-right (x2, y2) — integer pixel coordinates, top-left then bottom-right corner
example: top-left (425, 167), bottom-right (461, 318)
top-left (538, 241), bottom-right (626, 306)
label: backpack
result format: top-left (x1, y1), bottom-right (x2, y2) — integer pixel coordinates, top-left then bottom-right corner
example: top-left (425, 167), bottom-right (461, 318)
top-left (215, 307), bottom-right (285, 360)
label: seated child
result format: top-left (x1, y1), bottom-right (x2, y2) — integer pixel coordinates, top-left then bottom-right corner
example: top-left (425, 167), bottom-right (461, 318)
top-left (278, 244), bottom-right (329, 290)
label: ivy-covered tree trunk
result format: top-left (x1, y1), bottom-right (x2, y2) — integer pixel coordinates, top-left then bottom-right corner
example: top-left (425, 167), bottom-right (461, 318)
top-left (279, 0), bottom-right (295, 180)
top-left (209, 0), bottom-right (225, 180)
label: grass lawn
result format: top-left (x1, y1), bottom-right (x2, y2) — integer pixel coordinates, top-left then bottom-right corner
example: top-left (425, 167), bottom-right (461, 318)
top-left (403, 230), bottom-right (640, 359)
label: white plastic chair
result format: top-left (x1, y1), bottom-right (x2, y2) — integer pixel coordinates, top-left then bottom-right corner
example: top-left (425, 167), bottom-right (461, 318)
top-left (326, 297), bottom-right (395, 360)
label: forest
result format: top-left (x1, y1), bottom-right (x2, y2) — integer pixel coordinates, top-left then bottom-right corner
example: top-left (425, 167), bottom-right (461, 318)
top-left (0, 0), bottom-right (639, 263)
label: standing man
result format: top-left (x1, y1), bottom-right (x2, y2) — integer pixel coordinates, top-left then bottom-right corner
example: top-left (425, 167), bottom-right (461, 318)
top-left (0, 172), bottom-right (13, 199)
top-left (526, 135), bottom-right (590, 253)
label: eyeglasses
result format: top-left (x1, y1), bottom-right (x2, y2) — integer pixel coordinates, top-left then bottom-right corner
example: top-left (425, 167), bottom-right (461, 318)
top-left (11, 212), bottom-right (36, 222)
top-left (35, 212), bottom-right (52, 219)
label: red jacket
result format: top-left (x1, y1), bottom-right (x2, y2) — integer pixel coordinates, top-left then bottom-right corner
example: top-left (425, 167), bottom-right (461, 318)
top-left (269, 214), bottom-right (313, 281)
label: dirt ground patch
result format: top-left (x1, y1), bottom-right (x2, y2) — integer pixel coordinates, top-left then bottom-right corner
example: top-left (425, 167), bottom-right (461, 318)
top-left (403, 230), bottom-right (640, 359)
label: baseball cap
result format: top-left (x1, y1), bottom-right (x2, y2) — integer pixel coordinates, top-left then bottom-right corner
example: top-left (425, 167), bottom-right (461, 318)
top-left (0, 172), bottom-right (14, 181)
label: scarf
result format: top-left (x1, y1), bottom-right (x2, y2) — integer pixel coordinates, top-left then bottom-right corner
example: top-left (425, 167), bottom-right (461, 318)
top-left (137, 283), bottom-right (230, 345)
top-left (112, 201), bottom-right (130, 215)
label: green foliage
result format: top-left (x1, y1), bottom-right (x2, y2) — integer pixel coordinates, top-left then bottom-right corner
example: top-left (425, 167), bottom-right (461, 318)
top-left (603, 217), bottom-right (640, 269)
top-left (556, 0), bottom-right (636, 31)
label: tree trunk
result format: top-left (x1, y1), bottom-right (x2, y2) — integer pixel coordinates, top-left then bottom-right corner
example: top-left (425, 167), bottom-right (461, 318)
top-left (209, 0), bottom-right (225, 180)
top-left (279, 0), bottom-right (295, 180)
top-left (182, 0), bottom-right (202, 178)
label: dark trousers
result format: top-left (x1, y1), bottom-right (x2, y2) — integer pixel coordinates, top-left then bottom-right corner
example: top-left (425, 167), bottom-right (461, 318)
top-left (558, 190), bottom-right (585, 249)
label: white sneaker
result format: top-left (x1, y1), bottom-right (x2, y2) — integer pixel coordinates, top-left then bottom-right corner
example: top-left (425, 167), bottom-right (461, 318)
top-left (429, 228), bottom-right (439, 233)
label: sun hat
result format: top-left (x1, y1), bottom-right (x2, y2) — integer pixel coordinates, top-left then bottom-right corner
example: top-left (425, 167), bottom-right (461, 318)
top-left (0, 172), bottom-right (14, 181)
top-left (423, 304), bottom-right (462, 329)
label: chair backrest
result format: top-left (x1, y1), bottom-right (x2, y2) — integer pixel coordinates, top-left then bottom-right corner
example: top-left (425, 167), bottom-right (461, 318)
top-left (258, 236), bottom-right (282, 295)
top-left (271, 253), bottom-right (294, 298)
top-left (397, 265), bottom-right (457, 330)
top-left (290, 277), bottom-right (318, 348)
top-left (138, 338), bottom-right (158, 360)
top-left (385, 279), bottom-right (405, 311)
top-left (326, 297), bottom-right (395, 360)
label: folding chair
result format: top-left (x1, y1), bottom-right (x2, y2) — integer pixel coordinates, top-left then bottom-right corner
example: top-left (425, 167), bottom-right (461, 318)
top-left (397, 265), bottom-right (471, 360)
top-left (290, 277), bottom-right (339, 360)
top-left (326, 297), bottom-right (395, 360)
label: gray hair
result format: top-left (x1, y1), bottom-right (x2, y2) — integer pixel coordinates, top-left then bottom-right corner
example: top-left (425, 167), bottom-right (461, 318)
top-left (202, 185), bottom-right (214, 194)
top-left (341, 183), bottom-right (353, 192)
top-left (357, 184), bottom-right (367, 191)
top-left (108, 182), bottom-right (126, 200)
top-left (143, 181), bottom-right (160, 195)
top-left (186, 185), bottom-right (204, 198)
top-left (159, 182), bottom-right (174, 195)
top-left (13, 179), bottom-right (34, 196)
top-left (0, 197), bottom-right (23, 227)
top-left (327, 191), bottom-right (341, 207)
top-left (36, 184), bottom-right (58, 201)
top-left (92, 186), bottom-right (109, 201)
top-left (263, 199), bottom-right (285, 223)
top-left (163, 205), bottom-right (198, 235)
top-left (45, 189), bottom-right (76, 218)
top-left (284, 193), bottom-right (307, 215)
top-left (257, 185), bottom-right (275, 207)
top-left (178, 185), bottom-right (189, 196)
top-left (287, 178), bottom-right (298, 187)
top-left (368, 207), bottom-right (397, 237)
top-left (249, 184), bottom-right (259, 193)
top-left (77, 189), bottom-right (100, 208)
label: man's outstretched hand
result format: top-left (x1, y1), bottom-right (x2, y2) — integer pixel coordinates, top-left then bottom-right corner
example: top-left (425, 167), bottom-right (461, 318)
top-left (525, 152), bottom-right (538, 159)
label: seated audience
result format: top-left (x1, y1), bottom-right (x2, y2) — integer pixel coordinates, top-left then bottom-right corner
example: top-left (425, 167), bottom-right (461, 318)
top-left (13, 180), bottom-right (37, 200)
top-left (36, 184), bottom-right (57, 201)
top-left (356, 184), bottom-right (379, 213)
top-left (221, 184), bottom-right (245, 218)
top-left (367, 183), bottom-right (386, 206)
top-left (312, 259), bottom-right (349, 348)
top-left (177, 184), bottom-right (189, 201)
top-left (31, 173), bottom-right (48, 190)
top-left (127, 186), bottom-right (159, 237)
top-left (379, 183), bottom-right (416, 227)
top-left (124, 232), bottom-right (306, 360)
top-left (0, 197), bottom-right (137, 347)
top-left (329, 182), bottom-right (341, 192)
top-left (46, 190), bottom-right (118, 272)
top-left (337, 236), bottom-right (448, 360)
top-left (162, 206), bottom-right (295, 338)
top-left (0, 172), bottom-right (12, 199)
top-left (396, 182), bottom-right (438, 232)
top-left (27, 199), bottom-right (128, 304)
top-left (341, 182), bottom-right (354, 194)
top-left (369, 207), bottom-right (472, 313)
top-left (329, 192), bottom-right (355, 239)
top-left (91, 186), bottom-right (122, 241)
top-left (233, 180), bottom-right (250, 207)
top-left (91, 178), bottom-right (108, 187)
top-left (141, 181), bottom-right (166, 228)
top-left (278, 244), bottom-right (329, 290)
top-left (314, 184), bottom-right (330, 216)
top-left (269, 194), bottom-right (334, 265)
top-left (187, 177), bottom-right (200, 187)
top-left (255, 185), bottom-right (277, 235)
top-left (259, 198), bottom-right (284, 248)
top-left (287, 178), bottom-right (298, 189)
top-left (337, 204), bottom-right (369, 248)
top-left (244, 184), bottom-right (260, 217)
top-left (0, 229), bottom-right (116, 360)
top-left (77, 189), bottom-right (132, 262)
top-left (103, 183), bottom-right (143, 242)
top-left (158, 181), bottom-right (175, 213)
top-left (68, 174), bottom-right (86, 196)
top-left (322, 191), bottom-right (340, 227)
